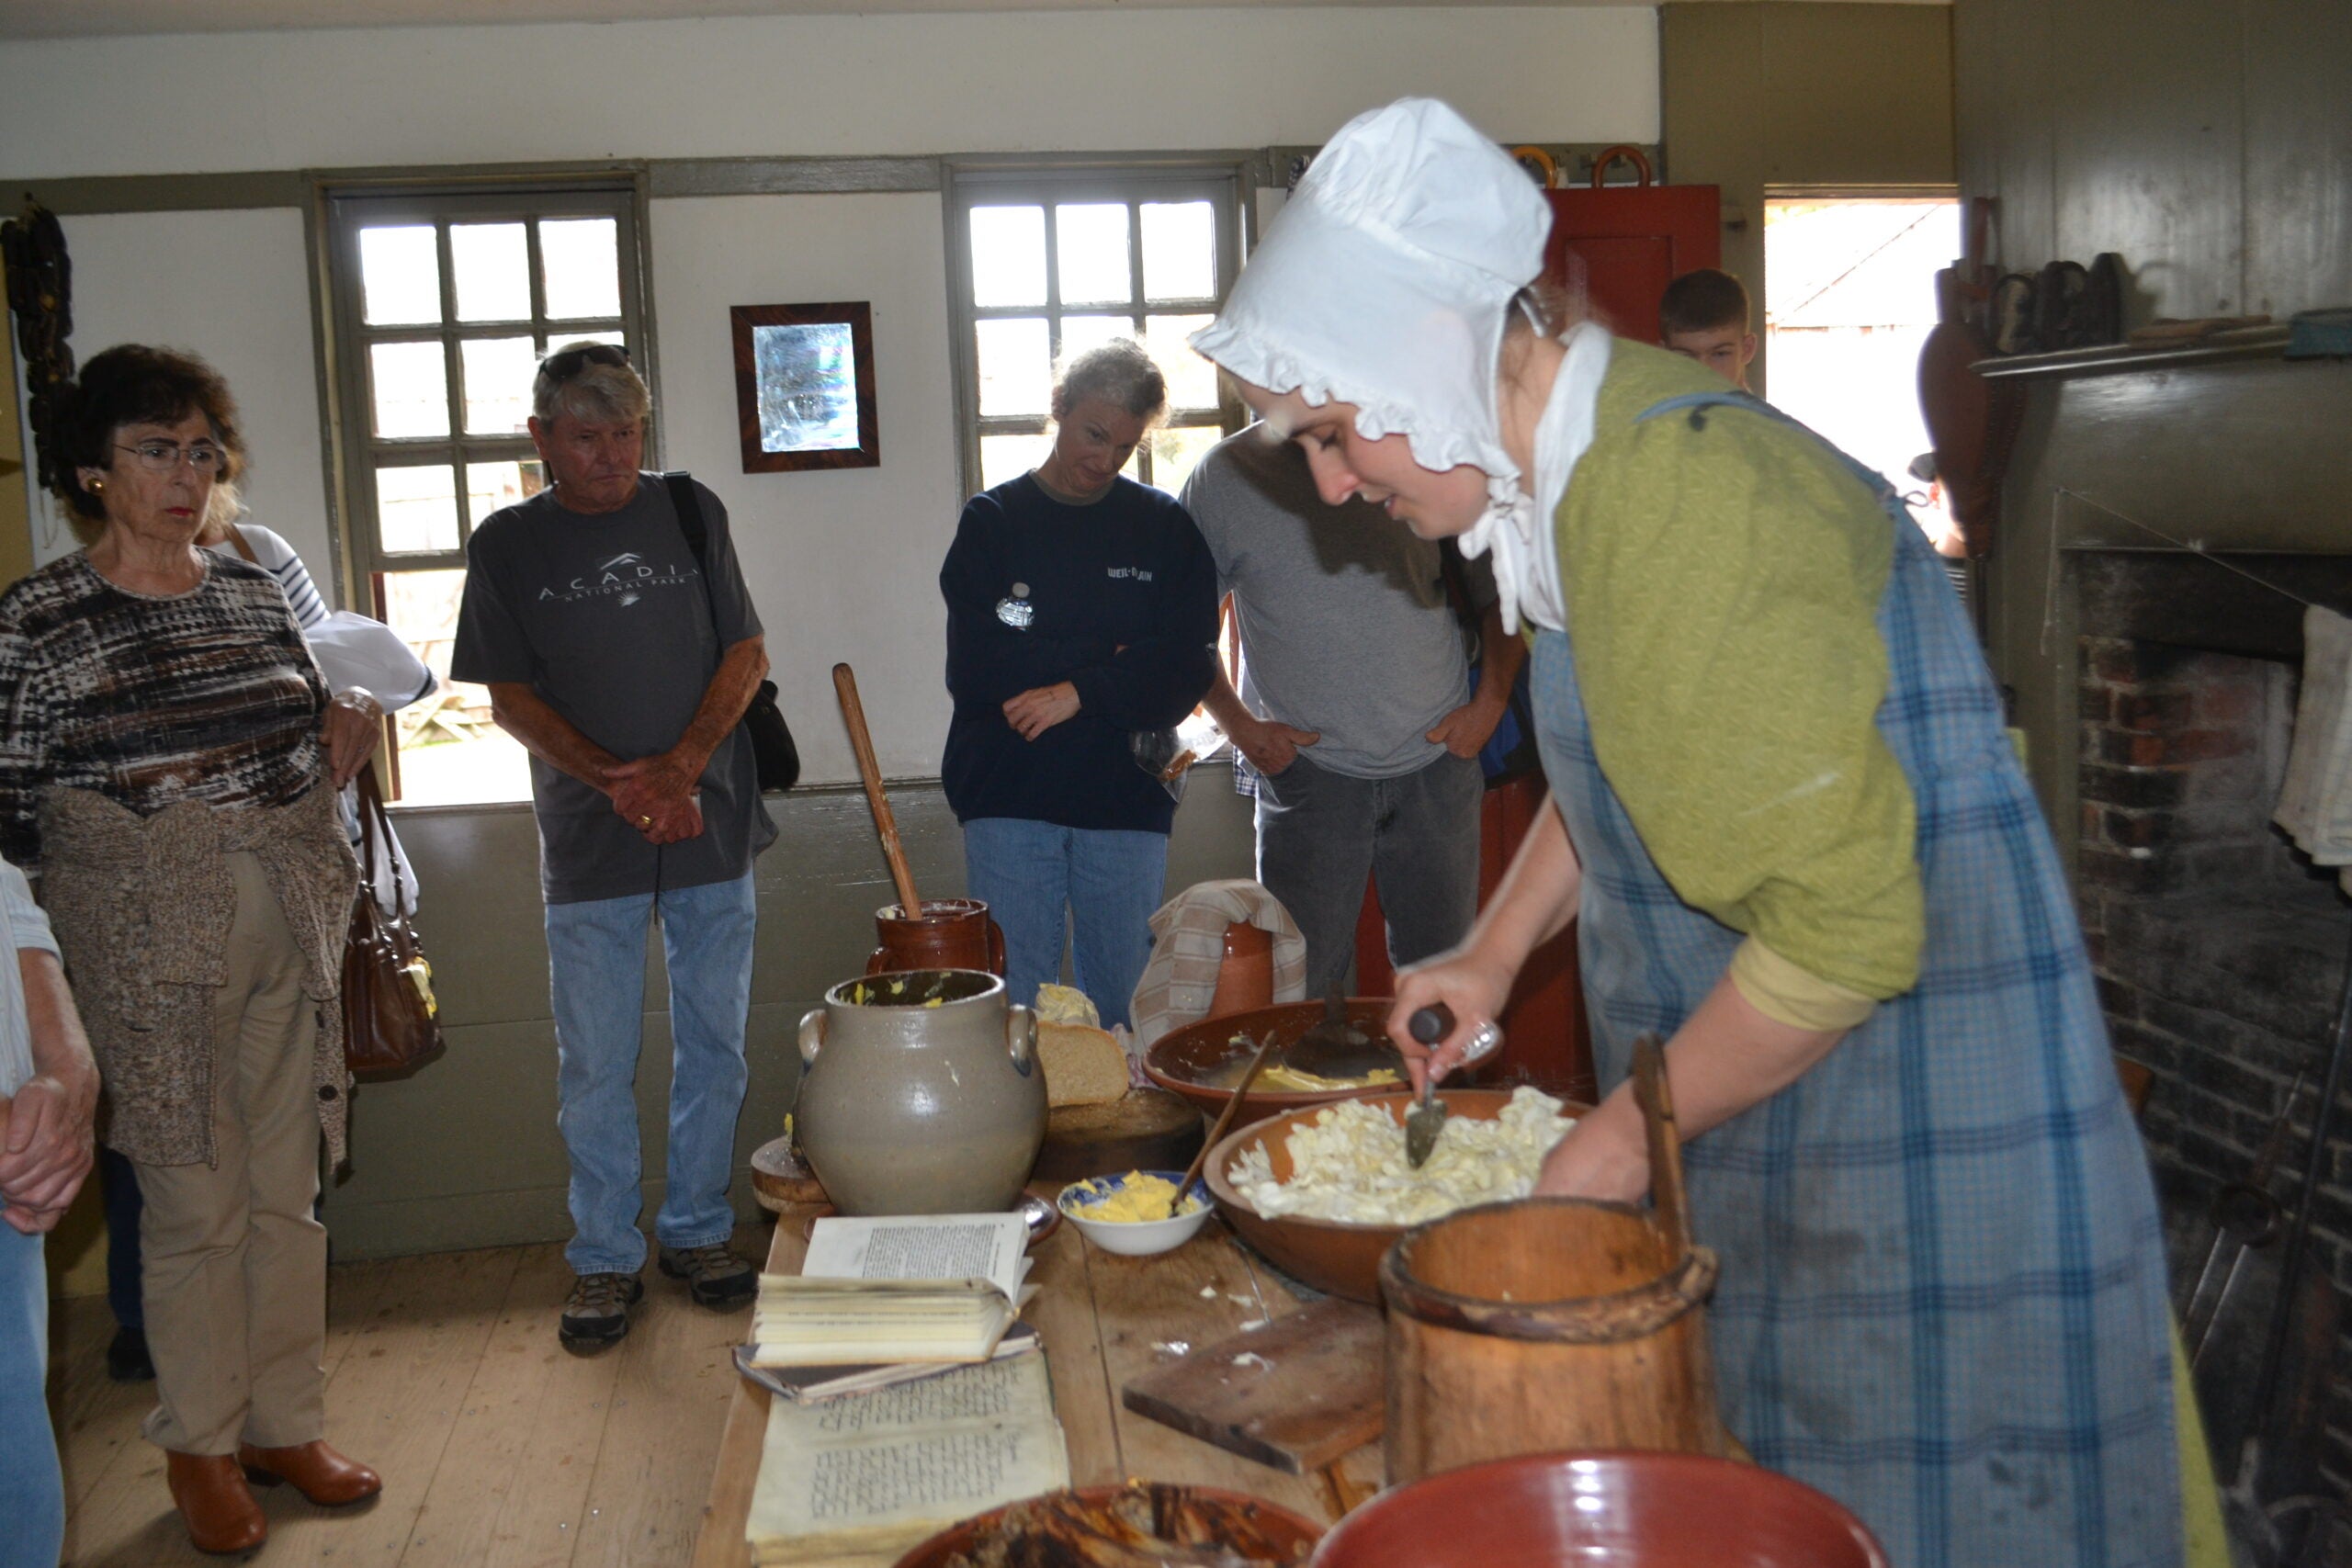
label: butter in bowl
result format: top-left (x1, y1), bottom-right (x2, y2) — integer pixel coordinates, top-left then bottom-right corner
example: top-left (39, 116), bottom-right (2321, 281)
top-left (1057, 1169), bottom-right (1216, 1256)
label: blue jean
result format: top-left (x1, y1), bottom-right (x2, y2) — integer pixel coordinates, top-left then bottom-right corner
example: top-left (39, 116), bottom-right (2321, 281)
top-left (962, 818), bottom-right (1167, 1032)
top-left (0, 1225), bottom-right (62, 1568)
top-left (545, 870), bottom-right (758, 1277)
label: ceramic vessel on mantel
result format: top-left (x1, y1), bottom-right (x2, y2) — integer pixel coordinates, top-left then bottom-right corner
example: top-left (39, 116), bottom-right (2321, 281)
top-left (795, 969), bottom-right (1046, 1215)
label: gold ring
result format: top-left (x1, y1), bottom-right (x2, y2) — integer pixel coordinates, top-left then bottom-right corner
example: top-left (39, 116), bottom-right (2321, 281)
top-left (639, 815), bottom-right (653, 827)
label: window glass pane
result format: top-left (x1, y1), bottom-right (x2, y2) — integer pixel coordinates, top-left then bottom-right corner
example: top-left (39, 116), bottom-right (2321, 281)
top-left (1057, 204), bottom-right (1132, 306)
top-left (1058, 314), bottom-right (1133, 372)
top-left (1140, 202), bottom-right (1216, 301)
top-left (540, 218), bottom-right (621, 320)
top-left (1143, 313), bottom-right (1218, 412)
top-left (979, 433), bottom-right (1052, 491)
top-left (460, 336), bottom-right (537, 435)
top-left (359, 225), bottom-right (441, 326)
top-left (465, 458), bottom-right (546, 526)
top-left (368, 342), bottom-right (449, 439)
top-left (376, 465), bottom-right (460, 554)
top-left (450, 222), bottom-right (530, 321)
top-left (969, 206), bottom-right (1046, 308)
top-left (380, 568), bottom-right (532, 807)
top-left (1149, 424), bottom-right (1223, 496)
top-left (975, 318), bottom-right (1051, 417)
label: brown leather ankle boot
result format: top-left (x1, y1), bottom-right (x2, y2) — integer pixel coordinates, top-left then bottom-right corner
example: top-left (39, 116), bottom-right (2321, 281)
top-left (237, 1439), bottom-right (383, 1506)
top-left (166, 1450), bottom-right (267, 1554)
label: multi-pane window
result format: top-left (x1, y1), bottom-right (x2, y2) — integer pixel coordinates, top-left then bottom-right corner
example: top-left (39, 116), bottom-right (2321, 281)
top-left (950, 171), bottom-right (1241, 499)
top-left (325, 186), bottom-right (647, 805)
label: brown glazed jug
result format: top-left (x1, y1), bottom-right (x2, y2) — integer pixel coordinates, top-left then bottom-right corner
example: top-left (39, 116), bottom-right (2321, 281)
top-left (794, 968), bottom-right (1046, 1215)
top-left (866, 897), bottom-right (1006, 976)
top-left (1204, 920), bottom-right (1274, 1020)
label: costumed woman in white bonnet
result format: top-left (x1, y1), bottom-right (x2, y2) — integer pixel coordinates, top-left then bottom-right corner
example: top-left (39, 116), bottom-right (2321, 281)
top-left (1190, 97), bottom-right (2199, 1568)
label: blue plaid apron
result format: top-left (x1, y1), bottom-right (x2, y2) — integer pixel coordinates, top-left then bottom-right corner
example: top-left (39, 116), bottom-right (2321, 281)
top-left (1530, 390), bottom-right (2182, 1568)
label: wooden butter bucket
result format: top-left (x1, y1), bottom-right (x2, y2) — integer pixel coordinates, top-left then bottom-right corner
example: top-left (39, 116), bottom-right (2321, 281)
top-left (865, 897), bottom-right (1005, 976)
top-left (1380, 1036), bottom-right (1726, 1483)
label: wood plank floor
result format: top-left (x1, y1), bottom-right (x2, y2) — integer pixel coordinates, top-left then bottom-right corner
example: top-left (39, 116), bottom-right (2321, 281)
top-left (46, 1222), bottom-right (771, 1567)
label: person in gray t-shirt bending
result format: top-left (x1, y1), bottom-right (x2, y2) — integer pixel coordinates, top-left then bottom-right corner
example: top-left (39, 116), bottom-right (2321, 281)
top-left (452, 344), bottom-right (775, 1355)
top-left (1182, 426), bottom-right (1524, 998)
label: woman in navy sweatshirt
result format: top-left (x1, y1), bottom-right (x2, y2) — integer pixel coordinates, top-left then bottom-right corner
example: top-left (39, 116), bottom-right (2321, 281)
top-left (939, 340), bottom-right (1218, 1029)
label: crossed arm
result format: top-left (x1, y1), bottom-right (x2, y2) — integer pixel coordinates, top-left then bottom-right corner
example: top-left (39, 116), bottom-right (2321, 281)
top-left (487, 636), bottom-right (769, 845)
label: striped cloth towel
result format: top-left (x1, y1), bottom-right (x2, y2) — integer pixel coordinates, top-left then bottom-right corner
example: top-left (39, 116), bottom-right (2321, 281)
top-left (2276, 604), bottom-right (2352, 892)
top-left (1127, 879), bottom-right (1308, 1053)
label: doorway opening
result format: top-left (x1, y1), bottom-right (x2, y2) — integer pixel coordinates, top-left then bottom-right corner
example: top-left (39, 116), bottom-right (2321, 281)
top-left (1762, 194), bottom-right (1960, 555)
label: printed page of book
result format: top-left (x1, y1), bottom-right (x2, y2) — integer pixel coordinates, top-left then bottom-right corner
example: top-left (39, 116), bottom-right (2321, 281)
top-left (799, 1213), bottom-right (1031, 1301)
top-left (745, 1352), bottom-right (1068, 1562)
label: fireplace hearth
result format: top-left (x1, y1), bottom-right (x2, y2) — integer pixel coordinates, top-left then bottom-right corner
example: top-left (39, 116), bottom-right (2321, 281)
top-left (2071, 547), bottom-right (2352, 1497)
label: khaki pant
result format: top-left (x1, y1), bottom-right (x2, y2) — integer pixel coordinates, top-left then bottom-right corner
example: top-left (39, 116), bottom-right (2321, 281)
top-left (136, 851), bottom-right (329, 1456)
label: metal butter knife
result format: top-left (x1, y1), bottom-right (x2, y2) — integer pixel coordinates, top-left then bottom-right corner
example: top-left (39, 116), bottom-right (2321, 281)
top-left (1404, 1005), bottom-right (1504, 1168)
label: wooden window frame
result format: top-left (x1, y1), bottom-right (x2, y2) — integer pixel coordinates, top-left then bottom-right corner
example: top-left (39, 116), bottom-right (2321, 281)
top-left (943, 164), bottom-right (1246, 499)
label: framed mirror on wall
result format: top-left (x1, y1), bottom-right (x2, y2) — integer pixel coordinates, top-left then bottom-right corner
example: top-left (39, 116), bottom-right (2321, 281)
top-left (730, 301), bottom-right (879, 473)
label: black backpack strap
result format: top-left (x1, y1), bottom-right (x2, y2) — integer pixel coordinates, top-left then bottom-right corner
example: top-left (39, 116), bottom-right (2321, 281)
top-left (663, 469), bottom-right (708, 566)
top-left (662, 470), bottom-right (728, 634)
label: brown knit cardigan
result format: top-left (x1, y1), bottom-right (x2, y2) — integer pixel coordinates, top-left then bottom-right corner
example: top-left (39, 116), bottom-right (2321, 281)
top-left (39, 783), bottom-right (358, 1168)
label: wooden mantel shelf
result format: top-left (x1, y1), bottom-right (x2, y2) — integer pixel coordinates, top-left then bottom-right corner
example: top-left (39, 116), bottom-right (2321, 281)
top-left (1973, 324), bottom-right (2294, 381)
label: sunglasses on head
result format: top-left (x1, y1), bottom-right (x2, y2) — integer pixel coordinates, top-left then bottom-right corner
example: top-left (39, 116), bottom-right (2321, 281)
top-left (538, 343), bottom-right (630, 381)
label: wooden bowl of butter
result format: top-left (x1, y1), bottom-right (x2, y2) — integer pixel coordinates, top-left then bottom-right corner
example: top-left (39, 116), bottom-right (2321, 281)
top-left (1056, 1170), bottom-right (1216, 1257)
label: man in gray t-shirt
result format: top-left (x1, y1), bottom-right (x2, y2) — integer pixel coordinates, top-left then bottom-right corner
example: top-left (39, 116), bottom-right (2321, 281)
top-left (1182, 426), bottom-right (1523, 997)
top-left (452, 344), bottom-right (774, 1353)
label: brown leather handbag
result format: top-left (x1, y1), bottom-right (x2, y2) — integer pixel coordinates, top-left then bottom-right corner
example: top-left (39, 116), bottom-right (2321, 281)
top-left (342, 771), bottom-right (447, 1079)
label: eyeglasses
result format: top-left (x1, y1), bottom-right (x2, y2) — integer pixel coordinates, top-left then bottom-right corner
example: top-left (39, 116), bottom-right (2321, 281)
top-left (538, 343), bottom-right (631, 381)
top-left (115, 442), bottom-right (227, 473)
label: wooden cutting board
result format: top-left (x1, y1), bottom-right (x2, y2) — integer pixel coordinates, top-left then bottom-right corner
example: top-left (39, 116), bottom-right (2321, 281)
top-left (1033, 1087), bottom-right (1203, 1182)
top-left (749, 1134), bottom-right (827, 1212)
top-left (1121, 1296), bottom-right (1385, 1474)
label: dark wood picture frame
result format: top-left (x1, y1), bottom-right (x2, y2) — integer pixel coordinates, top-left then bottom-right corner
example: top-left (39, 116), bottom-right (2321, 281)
top-left (730, 301), bottom-right (879, 473)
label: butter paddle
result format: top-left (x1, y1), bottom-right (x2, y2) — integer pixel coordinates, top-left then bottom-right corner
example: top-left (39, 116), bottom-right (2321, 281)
top-left (1170, 1032), bottom-right (1282, 1217)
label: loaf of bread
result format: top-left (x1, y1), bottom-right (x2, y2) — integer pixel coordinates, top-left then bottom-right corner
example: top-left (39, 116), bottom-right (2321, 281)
top-left (1037, 1021), bottom-right (1129, 1108)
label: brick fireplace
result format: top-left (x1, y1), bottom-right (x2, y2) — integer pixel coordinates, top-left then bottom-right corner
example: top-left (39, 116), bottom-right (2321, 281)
top-left (2070, 547), bottom-right (2352, 1494)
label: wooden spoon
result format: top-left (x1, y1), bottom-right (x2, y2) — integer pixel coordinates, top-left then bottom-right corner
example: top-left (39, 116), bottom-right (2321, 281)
top-left (832, 662), bottom-right (924, 921)
top-left (1170, 1032), bottom-right (1283, 1218)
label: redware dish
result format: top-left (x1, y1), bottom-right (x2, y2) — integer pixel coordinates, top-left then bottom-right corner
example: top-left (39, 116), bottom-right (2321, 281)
top-left (1307, 1450), bottom-right (1888, 1567)
top-left (892, 1483), bottom-right (1322, 1567)
top-left (1145, 999), bottom-right (1408, 1122)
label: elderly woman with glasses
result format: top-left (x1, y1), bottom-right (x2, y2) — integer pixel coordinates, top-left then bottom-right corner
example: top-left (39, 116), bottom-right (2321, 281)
top-left (0, 344), bottom-right (383, 1553)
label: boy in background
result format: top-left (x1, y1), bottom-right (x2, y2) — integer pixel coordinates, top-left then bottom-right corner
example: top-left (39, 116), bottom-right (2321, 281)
top-left (1659, 268), bottom-right (1758, 391)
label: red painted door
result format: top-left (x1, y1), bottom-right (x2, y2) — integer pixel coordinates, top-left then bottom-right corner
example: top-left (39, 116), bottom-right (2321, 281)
top-left (1543, 176), bottom-right (1721, 345)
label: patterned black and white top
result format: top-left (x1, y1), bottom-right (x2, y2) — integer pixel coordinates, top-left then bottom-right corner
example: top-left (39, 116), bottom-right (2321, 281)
top-left (0, 551), bottom-right (329, 870)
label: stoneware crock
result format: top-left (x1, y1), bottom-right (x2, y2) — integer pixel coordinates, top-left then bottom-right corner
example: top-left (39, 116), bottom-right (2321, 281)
top-left (795, 968), bottom-right (1046, 1214)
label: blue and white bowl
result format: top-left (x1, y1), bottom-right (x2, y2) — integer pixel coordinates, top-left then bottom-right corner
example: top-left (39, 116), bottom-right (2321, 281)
top-left (1056, 1170), bottom-right (1216, 1256)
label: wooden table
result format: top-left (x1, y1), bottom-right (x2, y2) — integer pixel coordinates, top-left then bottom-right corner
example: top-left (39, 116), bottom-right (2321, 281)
top-left (691, 1195), bottom-right (1384, 1566)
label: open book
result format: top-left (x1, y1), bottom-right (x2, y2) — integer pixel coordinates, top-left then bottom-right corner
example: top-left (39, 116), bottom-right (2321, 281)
top-left (748, 1213), bottom-right (1034, 1371)
top-left (746, 1348), bottom-right (1069, 1565)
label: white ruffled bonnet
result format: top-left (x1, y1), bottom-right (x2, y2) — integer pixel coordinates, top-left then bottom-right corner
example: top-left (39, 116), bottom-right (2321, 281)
top-left (1188, 96), bottom-right (1560, 624)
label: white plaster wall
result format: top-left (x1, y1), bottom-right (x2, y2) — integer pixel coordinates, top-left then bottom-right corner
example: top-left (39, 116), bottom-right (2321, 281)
top-left (3, 6), bottom-right (1662, 779)
top-left (17, 209), bottom-right (334, 581)
top-left (0, 9), bottom-right (1657, 177)
top-left (650, 193), bottom-right (960, 780)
